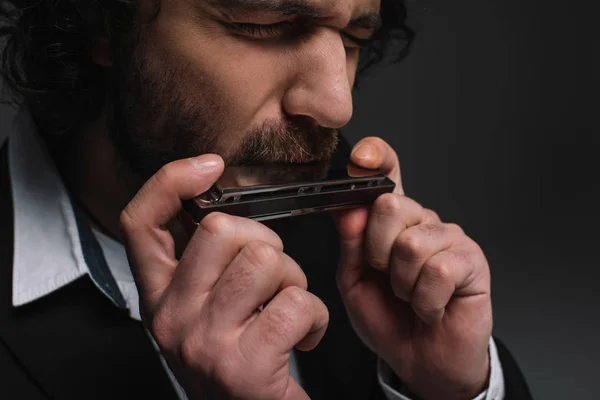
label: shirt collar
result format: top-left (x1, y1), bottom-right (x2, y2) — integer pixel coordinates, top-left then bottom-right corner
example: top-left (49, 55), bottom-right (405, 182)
top-left (9, 108), bottom-right (90, 306)
top-left (7, 108), bottom-right (133, 313)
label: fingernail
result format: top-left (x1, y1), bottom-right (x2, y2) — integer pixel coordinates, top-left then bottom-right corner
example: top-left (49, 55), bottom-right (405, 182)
top-left (352, 144), bottom-right (375, 160)
top-left (189, 155), bottom-right (222, 171)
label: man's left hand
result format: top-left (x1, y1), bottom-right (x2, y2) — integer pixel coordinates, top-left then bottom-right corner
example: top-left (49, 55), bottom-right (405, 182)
top-left (332, 137), bottom-right (493, 400)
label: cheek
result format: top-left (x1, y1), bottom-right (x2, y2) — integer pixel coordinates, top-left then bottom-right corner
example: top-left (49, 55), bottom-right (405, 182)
top-left (150, 16), bottom-right (290, 131)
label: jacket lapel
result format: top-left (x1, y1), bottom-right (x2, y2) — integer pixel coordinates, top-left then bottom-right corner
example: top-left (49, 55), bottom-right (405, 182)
top-left (0, 142), bottom-right (179, 400)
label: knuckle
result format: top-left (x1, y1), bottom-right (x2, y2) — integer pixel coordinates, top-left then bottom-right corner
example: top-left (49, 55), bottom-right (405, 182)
top-left (395, 231), bottom-right (426, 261)
top-left (424, 208), bottom-right (441, 222)
top-left (242, 241), bottom-right (280, 270)
top-left (260, 288), bottom-right (312, 346)
top-left (374, 193), bottom-right (403, 216)
top-left (218, 265), bottom-right (257, 299)
top-left (397, 194), bottom-right (424, 213)
top-left (417, 223), bottom-right (445, 236)
top-left (445, 222), bottom-right (465, 235)
top-left (261, 307), bottom-right (296, 346)
top-left (426, 259), bottom-right (453, 283)
top-left (470, 246), bottom-right (489, 273)
top-left (214, 243), bottom-right (280, 302)
top-left (218, 245), bottom-right (280, 300)
top-left (199, 212), bottom-right (236, 238)
top-left (280, 286), bottom-right (312, 314)
top-left (464, 236), bottom-right (483, 254)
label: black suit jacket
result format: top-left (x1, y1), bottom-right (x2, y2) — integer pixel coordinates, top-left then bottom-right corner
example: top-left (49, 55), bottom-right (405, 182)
top-left (0, 142), bottom-right (533, 399)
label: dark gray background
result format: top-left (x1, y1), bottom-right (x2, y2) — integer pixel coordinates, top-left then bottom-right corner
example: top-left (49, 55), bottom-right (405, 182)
top-left (344, 0), bottom-right (598, 399)
top-left (1, 0), bottom-right (597, 398)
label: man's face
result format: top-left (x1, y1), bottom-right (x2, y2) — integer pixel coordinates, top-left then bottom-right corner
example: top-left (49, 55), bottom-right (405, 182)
top-left (108, 0), bottom-right (381, 179)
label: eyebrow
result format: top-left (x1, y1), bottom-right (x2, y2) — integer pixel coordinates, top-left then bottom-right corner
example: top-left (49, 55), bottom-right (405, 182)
top-left (215, 0), bottom-right (323, 17)
top-left (213, 0), bottom-right (382, 30)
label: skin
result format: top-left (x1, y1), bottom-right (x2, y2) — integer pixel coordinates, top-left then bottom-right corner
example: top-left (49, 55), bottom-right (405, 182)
top-left (62, 0), bottom-right (493, 398)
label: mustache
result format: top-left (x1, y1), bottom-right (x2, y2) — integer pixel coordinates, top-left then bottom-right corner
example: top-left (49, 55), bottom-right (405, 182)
top-left (228, 118), bottom-right (340, 166)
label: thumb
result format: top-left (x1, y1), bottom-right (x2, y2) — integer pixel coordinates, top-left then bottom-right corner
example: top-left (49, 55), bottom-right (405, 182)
top-left (332, 206), bottom-right (370, 294)
top-left (120, 154), bottom-right (224, 313)
top-left (350, 137), bottom-right (404, 195)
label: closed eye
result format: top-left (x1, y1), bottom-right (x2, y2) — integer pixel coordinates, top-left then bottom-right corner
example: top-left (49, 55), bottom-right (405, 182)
top-left (228, 21), bottom-right (297, 40)
top-left (341, 32), bottom-right (373, 49)
top-left (228, 20), bottom-right (373, 49)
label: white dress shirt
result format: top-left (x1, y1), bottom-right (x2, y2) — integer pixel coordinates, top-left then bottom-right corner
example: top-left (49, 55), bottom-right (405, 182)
top-left (4, 107), bottom-right (505, 400)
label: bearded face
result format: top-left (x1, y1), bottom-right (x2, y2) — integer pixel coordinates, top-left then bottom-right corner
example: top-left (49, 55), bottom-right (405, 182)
top-left (104, 0), bottom-right (381, 180)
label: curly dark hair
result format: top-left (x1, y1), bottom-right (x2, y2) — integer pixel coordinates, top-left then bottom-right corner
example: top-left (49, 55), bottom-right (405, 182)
top-left (0, 0), bottom-right (413, 142)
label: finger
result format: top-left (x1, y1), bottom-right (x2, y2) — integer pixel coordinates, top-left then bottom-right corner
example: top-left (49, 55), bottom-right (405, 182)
top-left (351, 137), bottom-right (403, 193)
top-left (333, 206), bottom-right (370, 294)
top-left (120, 155), bottom-right (224, 312)
top-left (167, 213), bottom-right (284, 300)
top-left (424, 208), bottom-right (442, 223)
top-left (242, 287), bottom-right (329, 358)
top-left (365, 193), bottom-right (430, 273)
top-left (389, 223), bottom-right (462, 302)
top-left (204, 241), bottom-right (307, 329)
top-left (283, 379), bottom-right (311, 400)
top-left (411, 247), bottom-right (483, 324)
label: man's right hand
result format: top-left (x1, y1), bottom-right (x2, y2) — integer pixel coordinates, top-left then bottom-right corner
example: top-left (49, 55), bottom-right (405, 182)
top-left (119, 154), bottom-right (329, 400)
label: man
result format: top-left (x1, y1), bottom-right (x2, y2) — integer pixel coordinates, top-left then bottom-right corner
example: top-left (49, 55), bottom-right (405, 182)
top-left (0, 0), bottom-right (533, 399)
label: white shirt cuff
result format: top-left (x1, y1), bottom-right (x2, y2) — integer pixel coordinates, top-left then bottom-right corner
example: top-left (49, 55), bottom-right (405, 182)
top-left (377, 337), bottom-right (506, 400)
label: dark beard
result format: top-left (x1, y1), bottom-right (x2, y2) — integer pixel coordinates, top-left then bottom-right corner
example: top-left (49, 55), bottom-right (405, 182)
top-left (228, 118), bottom-right (339, 166)
top-left (105, 36), bottom-right (340, 182)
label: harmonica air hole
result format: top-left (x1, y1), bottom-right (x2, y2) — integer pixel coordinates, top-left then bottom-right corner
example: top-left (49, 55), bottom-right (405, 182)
top-left (298, 186), bottom-right (322, 195)
top-left (220, 196), bottom-right (236, 204)
top-left (367, 180), bottom-right (384, 187)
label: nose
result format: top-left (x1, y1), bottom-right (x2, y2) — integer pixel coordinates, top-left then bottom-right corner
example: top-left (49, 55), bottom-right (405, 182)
top-left (282, 28), bottom-right (354, 129)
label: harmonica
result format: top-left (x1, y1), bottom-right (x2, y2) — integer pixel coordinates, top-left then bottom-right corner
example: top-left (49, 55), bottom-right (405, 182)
top-left (182, 157), bottom-right (395, 223)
